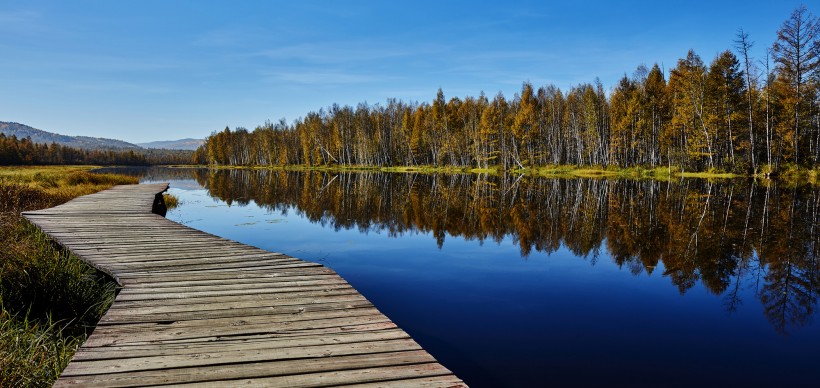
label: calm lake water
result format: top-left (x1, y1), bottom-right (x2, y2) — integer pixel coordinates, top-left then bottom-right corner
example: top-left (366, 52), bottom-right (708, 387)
top-left (105, 167), bottom-right (819, 387)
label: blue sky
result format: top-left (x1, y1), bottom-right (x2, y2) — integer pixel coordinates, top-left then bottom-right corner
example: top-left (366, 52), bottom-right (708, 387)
top-left (0, 1), bottom-right (813, 143)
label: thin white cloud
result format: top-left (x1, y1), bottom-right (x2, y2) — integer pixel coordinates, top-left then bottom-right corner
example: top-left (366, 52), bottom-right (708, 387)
top-left (249, 43), bottom-right (419, 65)
top-left (72, 80), bottom-right (174, 94)
top-left (60, 55), bottom-right (181, 73)
top-left (1, 44), bottom-right (183, 74)
top-left (0, 9), bottom-right (39, 24)
top-left (194, 28), bottom-right (256, 48)
top-left (3, 76), bottom-right (173, 94)
top-left (0, 8), bottom-right (49, 35)
top-left (262, 70), bottom-right (394, 85)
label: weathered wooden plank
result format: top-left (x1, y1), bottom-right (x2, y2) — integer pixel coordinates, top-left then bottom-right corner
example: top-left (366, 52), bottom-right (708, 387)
top-left (100, 298), bottom-right (372, 324)
top-left (114, 277), bottom-right (346, 295)
top-left (55, 351), bottom-right (438, 388)
top-left (21, 183), bottom-right (464, 386)
top-left (90, 307), bottom-right (383, 336)
top-left (112, 262), bottom-right (324, 278)
top-left (112, 284), bottom-right (355, 302)
top-left (92, 254), bottom-right (299, 269)
top-left (83, 254), bottom-right (298, 268)
top-left (62, 338), bottom-right (423, 376)
top-left (345, 375), bottom-right (469, 387)
top-left (170, 363), bottom-right (456, 388)
top-left (85, 322), bottom-right (401, 348)
top-left (121, 273), bottom-right (338, 288)
top-left (118, 267), bottom-right (336, 284)
top-left (83, 315), bottom-right (395, 347)
top-left (106, 289), bottom-right (362, 310)
top-left (98, 298), bottom-right (375, 325)
top-left (73, 329), bottom-right (410, 360)
top-left (45, 236), bottom-right (225, 245)
top-left (67, 243), bottom-right (251, 255)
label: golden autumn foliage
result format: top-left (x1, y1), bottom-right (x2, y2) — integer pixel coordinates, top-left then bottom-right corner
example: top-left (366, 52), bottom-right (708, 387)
top-left (196, 6), bottom-right (820, 177)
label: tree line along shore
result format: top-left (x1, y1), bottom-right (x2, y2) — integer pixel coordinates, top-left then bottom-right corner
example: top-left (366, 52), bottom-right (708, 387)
top-left (194, 6), bottom-right (820, 180)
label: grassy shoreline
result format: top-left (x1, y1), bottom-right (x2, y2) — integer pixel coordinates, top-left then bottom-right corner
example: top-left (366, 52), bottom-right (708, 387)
top-left (183, 163), bottom-right (820, 183)
top-left (0, 166), bottom-right (139, 386)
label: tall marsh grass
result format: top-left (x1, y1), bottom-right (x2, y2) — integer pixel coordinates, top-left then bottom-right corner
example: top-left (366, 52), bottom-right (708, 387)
top-left (163, 192), bottom-right (180, 209)
top-left (0, 310), bottom-right (79, 386)
top-left (0, 166), bottom-right (137, 385)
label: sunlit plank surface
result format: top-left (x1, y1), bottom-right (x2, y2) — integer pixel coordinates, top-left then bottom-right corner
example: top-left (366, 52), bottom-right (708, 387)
top-left (23, 183), bottom-right (464, 387)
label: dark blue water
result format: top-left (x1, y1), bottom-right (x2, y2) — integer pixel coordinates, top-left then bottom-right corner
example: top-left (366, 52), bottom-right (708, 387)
top-left (128, 168), bottom-right (819, 387)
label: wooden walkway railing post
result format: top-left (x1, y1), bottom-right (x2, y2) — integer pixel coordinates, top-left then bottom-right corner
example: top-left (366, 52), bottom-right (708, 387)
top-left (23, 183), bottom-right (465, 387)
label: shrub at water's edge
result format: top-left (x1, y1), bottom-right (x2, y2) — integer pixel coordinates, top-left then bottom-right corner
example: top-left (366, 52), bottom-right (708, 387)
top-left (0, 166), bottom-right (137, 386)
top-left (163, 193), bottom-right (180, 209)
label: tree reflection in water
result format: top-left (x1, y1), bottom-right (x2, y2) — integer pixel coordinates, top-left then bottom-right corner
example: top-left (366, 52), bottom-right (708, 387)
top-left (194, 169), bottom-right (819, 334)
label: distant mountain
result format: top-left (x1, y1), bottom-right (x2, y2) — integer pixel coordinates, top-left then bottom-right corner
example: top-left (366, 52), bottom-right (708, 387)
top-left (0, 121), bottom-right (141, 150)
top-left (137, 138), bottom-right (204, 151)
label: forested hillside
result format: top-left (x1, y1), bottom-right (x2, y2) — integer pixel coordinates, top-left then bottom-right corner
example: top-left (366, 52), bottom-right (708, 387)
top-left (0, 122), bottom-right (141, 150)
top-left (0, 134), bottom-right (193, 165)
top-left (196, 6), bottom-right (820, 175)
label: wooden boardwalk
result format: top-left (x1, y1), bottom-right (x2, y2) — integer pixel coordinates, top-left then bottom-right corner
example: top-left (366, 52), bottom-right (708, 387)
top-left (23, 183), bottom-right (465, 387)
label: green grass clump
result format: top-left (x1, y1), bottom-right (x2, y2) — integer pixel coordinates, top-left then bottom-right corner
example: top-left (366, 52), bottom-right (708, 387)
top-left (201, 162), bottom-right (820, 183)
top-left (0, 166), bottom-right (133, 386)
top-left (0, 310), bottom-right (79, 386)
top-left (0, 232), bottom-right (116, 386)
top-left (1, 223), bottom-right (117, 331)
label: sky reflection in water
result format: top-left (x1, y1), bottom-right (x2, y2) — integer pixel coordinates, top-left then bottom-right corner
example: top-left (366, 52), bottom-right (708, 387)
top-left (122, 167), bottom-right (820, 387)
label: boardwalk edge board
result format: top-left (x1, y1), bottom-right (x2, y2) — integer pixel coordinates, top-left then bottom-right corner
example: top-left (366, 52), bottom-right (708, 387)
top-left (22, 183), bottom-right (465, 387)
